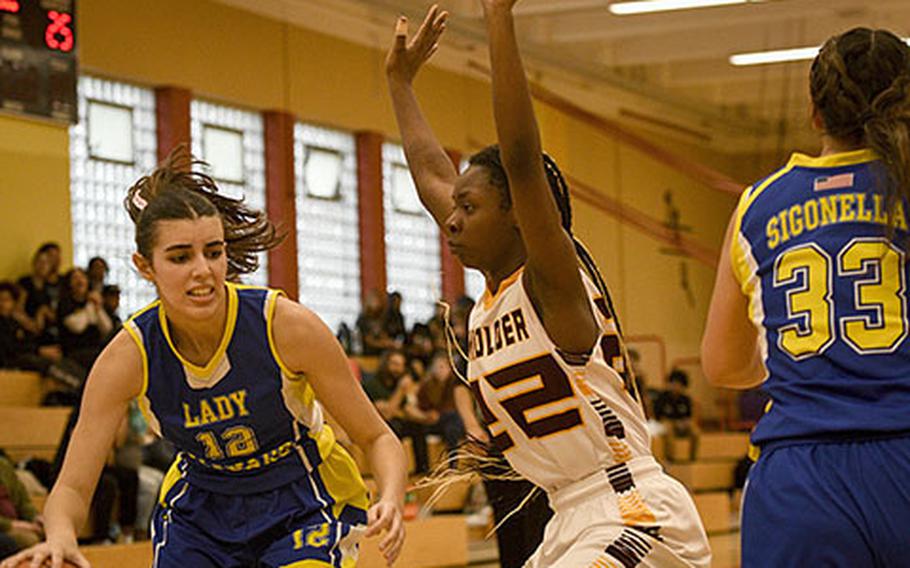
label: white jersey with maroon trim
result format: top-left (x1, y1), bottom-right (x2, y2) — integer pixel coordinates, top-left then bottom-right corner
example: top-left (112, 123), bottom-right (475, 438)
top-left (467, 267), bottom-right (651, 492)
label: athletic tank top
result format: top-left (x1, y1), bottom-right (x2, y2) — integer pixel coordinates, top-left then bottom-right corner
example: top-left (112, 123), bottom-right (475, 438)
top-left (125, 283), bottom-right (337, 494)
top-left (732, 149), bottom-right (910, 445)
top-left (467, 268), bottom-right (651, 492)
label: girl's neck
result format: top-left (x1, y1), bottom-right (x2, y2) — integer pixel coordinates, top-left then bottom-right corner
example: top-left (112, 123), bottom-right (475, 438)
top-left (166, 296), bottom-right (228, 365)
top-left (820, 134), bottom-right (864, 157)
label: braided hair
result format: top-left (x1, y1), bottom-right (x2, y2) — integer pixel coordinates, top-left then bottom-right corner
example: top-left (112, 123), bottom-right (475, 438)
top-left (124, 146), bottom-right (283, 278)
top-left (468, 145), bottom-right (623, 331)
top-left (810, 28), bottom-right (910, 234)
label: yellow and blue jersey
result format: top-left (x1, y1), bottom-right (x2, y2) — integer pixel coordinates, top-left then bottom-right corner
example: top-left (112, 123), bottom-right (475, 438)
top-left (732, 149), bottom-right (910, 446)
top-left (124, 283), bottom-right (365, 498)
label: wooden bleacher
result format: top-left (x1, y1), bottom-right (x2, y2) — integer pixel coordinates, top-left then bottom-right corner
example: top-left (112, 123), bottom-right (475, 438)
top-left (660, 431), bottom-right (749, 568)
top-left (0, 370), bottom-right (48, 407)
top-left (0, 406), bottom-right (71, 462)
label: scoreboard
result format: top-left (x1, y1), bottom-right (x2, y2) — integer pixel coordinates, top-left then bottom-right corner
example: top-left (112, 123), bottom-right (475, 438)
top-left (0, 0), bottom-right (77, 123)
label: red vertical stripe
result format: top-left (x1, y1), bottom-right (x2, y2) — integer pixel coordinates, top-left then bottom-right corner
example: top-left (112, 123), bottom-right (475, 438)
top-left (356, 131), bottom-right (386, 301)
top-left (154, 86), bottom-right (191, 165)
top-left (264, 111), bottom-right (299, 298)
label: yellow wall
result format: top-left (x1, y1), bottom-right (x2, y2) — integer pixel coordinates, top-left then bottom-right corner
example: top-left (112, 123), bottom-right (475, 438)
top-left (0, 0), bottom-right (743, 410)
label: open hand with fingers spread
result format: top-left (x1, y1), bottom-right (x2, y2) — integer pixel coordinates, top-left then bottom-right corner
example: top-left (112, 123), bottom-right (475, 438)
top-left (385, 4), bottom-right (448, 87)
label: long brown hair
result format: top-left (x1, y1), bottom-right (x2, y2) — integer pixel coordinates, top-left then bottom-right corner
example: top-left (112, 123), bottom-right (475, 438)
top-left (124, 146), bottom-right (283, 277)
top-left (810, 28), bottom-right (910, 227)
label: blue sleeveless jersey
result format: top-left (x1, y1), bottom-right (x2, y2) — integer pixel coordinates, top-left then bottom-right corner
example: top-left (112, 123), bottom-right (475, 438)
top-left (124, 283), bottom-right (346, 495)
top-left (732, 149), bottom-right (910, 446)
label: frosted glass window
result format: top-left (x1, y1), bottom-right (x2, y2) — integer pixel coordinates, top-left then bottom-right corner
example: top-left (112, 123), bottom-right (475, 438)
top-left (202, 125), bottom-right (244, 183)
top-left (390, 163), bottom-right (423, 214)
top-left (383, 143), bottom-right (441, 326)
top-left (304, 147), bottom-right (343, 200)
top-left (295, 124), bottom-right (360, 332)
top-left (87, 101), bottom-right (133, 163)
top-left (464, 269), bottom-right (486, 303)
top-left (69, 76), bottom-right (158, 317)
top-left (191, 100), bottom-right (268, 286)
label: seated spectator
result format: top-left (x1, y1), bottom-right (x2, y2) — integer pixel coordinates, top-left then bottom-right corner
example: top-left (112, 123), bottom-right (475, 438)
top-left (36, 242), bottom-right (63, 310)
top-left (16, 249), bottom-right (57, 342)
top-left (405, 323), bottom-right (434, 377)
top-left (0, 282), bottom-right (83, 393)
top-left (0, 449), bottom-right (42, 560)
top-left (57, 268), bottom-right (113, 370)
top-left (361, 348), bottom-right (430, 472)
top-left (101, 284), bottom-right (122, 332)
top-left (87, 256), bottom-right (109, 294)
top-left (409, 351), bottom-right (465, 466)
top-left (653, 368), bottom-right (699, 459)
top-left (356, 288), bottom-right (397, 356)
top-left (382, 291), bottom-right (406, 343)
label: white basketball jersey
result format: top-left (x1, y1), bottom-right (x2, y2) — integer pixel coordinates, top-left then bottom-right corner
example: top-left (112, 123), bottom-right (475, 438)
top-left (467, 267), bottom-right (651, 492)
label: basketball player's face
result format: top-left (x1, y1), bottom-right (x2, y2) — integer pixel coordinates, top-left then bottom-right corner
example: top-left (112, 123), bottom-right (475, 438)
top-left (135, 215), bottom-right (228, 320)
top-left (446, 165), bottom-right (519, 270)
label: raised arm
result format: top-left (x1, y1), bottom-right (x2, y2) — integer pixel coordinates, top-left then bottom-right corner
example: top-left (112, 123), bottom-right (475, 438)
top-left (701, 212), bottom-right (766, 389)
top-left (272, 297), bottom-right (407, 566)
top-left (385, 5), bottom-right (458, 227)
top-left (483, 0), bottom-right (598, 353)
top-left (1, 331), bottom-right (143, 568)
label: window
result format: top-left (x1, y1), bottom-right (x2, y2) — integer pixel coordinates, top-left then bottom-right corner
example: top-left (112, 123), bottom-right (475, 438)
top-left (69, 76), bottom-right (158, 316)
top-left (191, 100), bottom-right (268, 286)
top-left (295, 124), bottom-right (361, 332)
top-left (465, 268), bottom-right (486, 303)
top-left (383, 143), bottom-right (441, 327)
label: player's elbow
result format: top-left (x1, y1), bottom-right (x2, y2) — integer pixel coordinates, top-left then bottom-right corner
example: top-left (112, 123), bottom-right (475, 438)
top-left (701, 340), bottom-right (764, 390)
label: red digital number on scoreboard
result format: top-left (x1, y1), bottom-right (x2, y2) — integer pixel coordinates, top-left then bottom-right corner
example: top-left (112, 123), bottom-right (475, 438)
top-left (45, 10), bottom-right (74, 52)
top-left (0, 0), bottom-right (20, 14)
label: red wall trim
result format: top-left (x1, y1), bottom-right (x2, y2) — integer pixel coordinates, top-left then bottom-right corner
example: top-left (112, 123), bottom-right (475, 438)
top-left (356, 131), bottom-right (386, 301)
top-left (264, 111), bottom-right (299, 298)
top-left (154, 86), bottom-right (191, 164)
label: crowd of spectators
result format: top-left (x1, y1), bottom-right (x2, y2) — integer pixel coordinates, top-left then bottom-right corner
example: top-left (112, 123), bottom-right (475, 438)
top-left (0, 243), bottom-right (171, 559)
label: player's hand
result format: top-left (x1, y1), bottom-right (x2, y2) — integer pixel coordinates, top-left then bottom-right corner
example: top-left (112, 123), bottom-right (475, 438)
top-left (365, 498), bottom-right (405, 566)
top-left (10, 520), bottom-right (44, 537)
top-left (385, 4), bottom-right (448, 87)
top-left (0, 539), bottom-right (90, 568)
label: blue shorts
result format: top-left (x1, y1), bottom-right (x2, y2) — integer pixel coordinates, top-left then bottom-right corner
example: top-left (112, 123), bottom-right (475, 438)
top-left (151, 451), bottom-right (369, 568)
top-left (742, 434), bottom-right (910, 567)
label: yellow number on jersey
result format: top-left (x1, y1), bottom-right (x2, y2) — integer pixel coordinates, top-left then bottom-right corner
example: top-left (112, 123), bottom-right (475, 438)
top-left (223, 425), bottom-right (259, 457)
top-left (773, 243), bottom-right (834, 358)
top-left (838, 238), bottom-right (908, 353)
top-left (773, 238), bottom-right (908, 359)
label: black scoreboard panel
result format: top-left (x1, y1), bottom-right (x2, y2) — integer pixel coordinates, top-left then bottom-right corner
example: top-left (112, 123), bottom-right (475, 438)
top-left (0, 0), bottom-right (77, 123)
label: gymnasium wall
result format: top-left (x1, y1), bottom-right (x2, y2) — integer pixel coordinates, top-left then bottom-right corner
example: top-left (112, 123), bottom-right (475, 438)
top-left (0, 0), bottom-right (746, 407)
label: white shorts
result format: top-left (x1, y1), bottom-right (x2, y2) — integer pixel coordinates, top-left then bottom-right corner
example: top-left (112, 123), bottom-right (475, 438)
top-left (525, 457), bottom-right (711, 568)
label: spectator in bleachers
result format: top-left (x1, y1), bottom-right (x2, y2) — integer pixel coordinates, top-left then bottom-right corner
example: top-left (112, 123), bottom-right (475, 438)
top-left (16, 250), bottom-right (56, 342)
top-left (86, 257), bottom-right (109, 294)
top-left (362, 348), bottom-right (430, 472)
top-left (404, 323), bottom-right (433, 377)
top-left (35, 243), bottom-right (62, 311)
top-left (0, 450), bottom-right (42, 560)
top-left (57, 268), bottom-right (113, 370)
top-left (101, 285), bottom-right (122, 332)
top-left (356, 288), bottom-right (397, 355)
top-left (425, 303), bottom-right (448, 351)
top-left (0, 282), bottom-right (83, 395)
top-left (382, 291), bottom-right (406, 344)
top-left (653, 368), bottom-right (699, 460)
top-left (411, 351), bottom-right (464, 465)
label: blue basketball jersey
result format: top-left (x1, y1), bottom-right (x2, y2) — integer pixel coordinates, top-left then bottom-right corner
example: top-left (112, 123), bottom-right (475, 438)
top-left (124, 283), bottom-right (355, 496)
top-left (732, 149), bottom-right (910, 446)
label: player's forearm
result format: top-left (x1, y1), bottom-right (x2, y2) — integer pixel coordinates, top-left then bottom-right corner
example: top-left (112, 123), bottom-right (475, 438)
top-left (485, 6), bottom-right (544, 182)
top-left (366, 431), bottom-right (407, 506)
top-left (42, 484), bottom-right (88, 547)
top-left (388, 80), bottom-right (457, 222)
